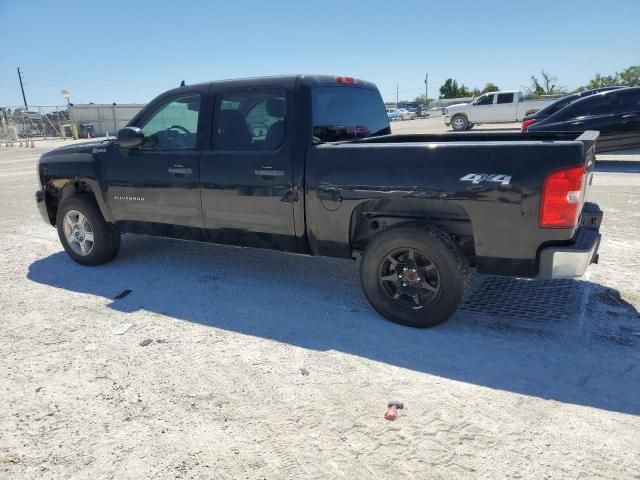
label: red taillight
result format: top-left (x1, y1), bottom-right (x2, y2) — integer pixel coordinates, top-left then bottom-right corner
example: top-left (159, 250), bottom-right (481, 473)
top-left (336, 76), bottom-right (356, 85)
top-left (521, 118), bottom-right (536, 131)
top-left (539, 165), bottom-right (585, 228)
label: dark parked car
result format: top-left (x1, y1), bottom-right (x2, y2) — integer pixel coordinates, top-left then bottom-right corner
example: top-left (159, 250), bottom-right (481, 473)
top-left (524, 87), bottom-right (640, 152)
top-left (521, 86), bottom-right (623, 131)
top-left (36, 74), bottom-right (603, 328)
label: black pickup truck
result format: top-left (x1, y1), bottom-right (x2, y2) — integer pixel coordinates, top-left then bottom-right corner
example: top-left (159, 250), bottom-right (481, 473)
top-left (36, 75), bottom-right (603, 328)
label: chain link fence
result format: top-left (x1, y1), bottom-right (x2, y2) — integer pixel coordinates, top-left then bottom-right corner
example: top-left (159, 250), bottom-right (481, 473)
top-left (1, 105), bottom-right (69, 140)
top-left (1, 103), bottom-right (145, 141)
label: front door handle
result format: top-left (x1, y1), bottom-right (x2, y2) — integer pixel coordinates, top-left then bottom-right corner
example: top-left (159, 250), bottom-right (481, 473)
top-left (254, 165), bottom-right (285, 177)
top-left (571, 121), bottom-right (585, 126)
top-left (622, 113), bottom-right (638, 119)
top-left (168, 166), bottom-right (193, 176)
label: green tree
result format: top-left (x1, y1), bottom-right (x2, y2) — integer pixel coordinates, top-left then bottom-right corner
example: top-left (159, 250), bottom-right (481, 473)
top-left (458, 84), bottom-right (471, 97)
top-left (620, 65), bottom-right (640, 86)
top-left (413, 95), bottom-right (435, 106)
top-left (586, 73), bottom-right (621, 89)
top-left (439, 78), bottom-right (473, 98)
top-left (439, 78), bottom-right (459, 99)
top-left (481, 82), bottom-right (500, 94)
top-left (583, 66), bottom-right (639, 90)
top-left (527, 70), bottom-right (564, 97)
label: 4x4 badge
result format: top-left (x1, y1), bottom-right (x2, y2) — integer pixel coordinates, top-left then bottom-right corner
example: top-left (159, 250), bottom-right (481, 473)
top-left (460, 173), bottom-right (512, 185)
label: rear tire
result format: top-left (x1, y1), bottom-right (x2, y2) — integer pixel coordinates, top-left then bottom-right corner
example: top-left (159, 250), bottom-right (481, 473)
top-left (56, 195), bottom-right (120, 266)
top-left (359, 223), bottom-right (470, 328)
top-left (451, 115), bottom-right (469, 131)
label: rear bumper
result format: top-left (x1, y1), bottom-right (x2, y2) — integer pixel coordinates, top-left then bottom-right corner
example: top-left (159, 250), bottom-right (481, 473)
top-left (537, 203), bottom-right (603, 279)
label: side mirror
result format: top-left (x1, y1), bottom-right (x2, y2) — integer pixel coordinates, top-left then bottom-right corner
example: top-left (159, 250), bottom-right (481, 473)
top-left (115, 127), bottom-right (145, 148)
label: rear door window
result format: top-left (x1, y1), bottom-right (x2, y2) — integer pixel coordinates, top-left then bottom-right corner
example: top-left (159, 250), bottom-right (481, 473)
top-left (214, 88), bottom-right (286, 149)
top-left (614, 90), bottom-right (640, 113)
top-left (312, 86), bottom-right (390, 142)
top-left (572, 96), bottom-right (614, 117)
top-left (496, 93), bottom-right (514, 104)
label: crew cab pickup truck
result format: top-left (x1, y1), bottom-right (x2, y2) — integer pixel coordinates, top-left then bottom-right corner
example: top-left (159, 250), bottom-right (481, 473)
top-left (35, 75), bottom-right (603, 328)
top-left (444, 90), bottom-right (556, 130)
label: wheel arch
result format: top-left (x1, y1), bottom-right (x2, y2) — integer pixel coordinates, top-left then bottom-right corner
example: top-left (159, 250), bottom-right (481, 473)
top-left (450, 112), bottom-right (469, 120)
top-left (348, 199), bottom-right (476, 260)
top-left (44, 178), bottom-right (113, 225)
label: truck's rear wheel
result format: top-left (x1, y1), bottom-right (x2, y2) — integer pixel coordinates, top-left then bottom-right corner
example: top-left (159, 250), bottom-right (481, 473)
top-left (56, 195), bottom-right (120, 266)
top-left (451, 115), bottom-right (469, 131)
top-left (359, 223), bottom-right (469, 328)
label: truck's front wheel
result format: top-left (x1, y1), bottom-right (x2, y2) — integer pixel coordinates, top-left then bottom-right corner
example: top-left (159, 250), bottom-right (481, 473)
top-left (359, 223), bottom-right (469, 328)
top-left (451, 115), bottom-right (469, 131)
top-left (56, 195), bottom-right (121, 266)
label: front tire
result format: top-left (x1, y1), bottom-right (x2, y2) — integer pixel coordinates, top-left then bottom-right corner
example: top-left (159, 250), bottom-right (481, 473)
top-left (451, 115), bottom-right (469, 131)
top-left (56, 195), bottom-right (120, 266)
top-left (359, 223), bottom-right (469, 328)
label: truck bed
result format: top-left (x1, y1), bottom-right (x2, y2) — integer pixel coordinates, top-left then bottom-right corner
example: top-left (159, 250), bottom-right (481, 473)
top-left (346, 131), bottom-right (596, 145)
top-left (305, 131), bottom-right (598, 277)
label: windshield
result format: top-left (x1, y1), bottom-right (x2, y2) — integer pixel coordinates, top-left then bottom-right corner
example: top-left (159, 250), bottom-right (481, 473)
top-left (312, 86), bottom-right (391, 142)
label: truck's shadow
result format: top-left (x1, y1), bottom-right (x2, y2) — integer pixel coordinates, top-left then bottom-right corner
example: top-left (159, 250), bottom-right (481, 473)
top-left (27, 235), bottom-right (640, 415)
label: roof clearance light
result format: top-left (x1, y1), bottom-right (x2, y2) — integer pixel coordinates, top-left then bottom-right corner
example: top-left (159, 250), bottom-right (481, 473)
top-left (336, 76), bottom-right (357, 85)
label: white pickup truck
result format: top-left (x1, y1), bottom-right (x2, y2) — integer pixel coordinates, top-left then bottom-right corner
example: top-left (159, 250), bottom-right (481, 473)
top-left (443, 90), bottom-right (556, 131)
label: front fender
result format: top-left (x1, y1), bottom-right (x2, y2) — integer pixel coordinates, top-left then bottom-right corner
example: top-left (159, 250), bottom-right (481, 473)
top-left (38, 145), bottom-right (113, 223)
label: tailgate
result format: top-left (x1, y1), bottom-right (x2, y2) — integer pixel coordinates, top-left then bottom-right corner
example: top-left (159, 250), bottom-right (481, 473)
top-left (577, 130), bottom-right (599, 170)
top-left (576, 130), bottom-right (599, 212)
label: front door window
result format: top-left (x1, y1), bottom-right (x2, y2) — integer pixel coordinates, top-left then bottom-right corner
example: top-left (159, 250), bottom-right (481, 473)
top-left (140, 94), bottom-right (201, 149)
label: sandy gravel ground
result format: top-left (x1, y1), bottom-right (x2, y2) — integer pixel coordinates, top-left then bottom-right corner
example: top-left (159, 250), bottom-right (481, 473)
top-left (0, 139), bottom-right (639, 479)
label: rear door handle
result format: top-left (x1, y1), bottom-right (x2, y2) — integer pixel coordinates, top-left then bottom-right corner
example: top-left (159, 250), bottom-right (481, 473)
top-left (622, 113), bottom-right (638, 119)
top-left (571, 121), bottom-right (585, 126)
top-left (254, 165), bottom-right (285, 177)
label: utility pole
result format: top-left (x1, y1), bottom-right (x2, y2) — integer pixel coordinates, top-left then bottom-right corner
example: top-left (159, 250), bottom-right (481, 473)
top-left (396, 84), bottom-right (399, 107)
top-left (17, 67), bottom-right (28, 108)
top-left (424, 73), bottom-right (429, 106)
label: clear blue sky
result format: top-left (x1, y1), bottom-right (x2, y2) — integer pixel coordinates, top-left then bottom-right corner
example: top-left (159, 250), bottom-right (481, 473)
top-left (1, 0), bottom-right (638, 106)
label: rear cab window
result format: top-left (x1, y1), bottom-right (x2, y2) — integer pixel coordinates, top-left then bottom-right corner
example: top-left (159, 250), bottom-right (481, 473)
top-left (543, 95), bottom-right (575, 116)
top-left (312, 85), bottom-right (390, 142)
